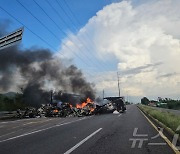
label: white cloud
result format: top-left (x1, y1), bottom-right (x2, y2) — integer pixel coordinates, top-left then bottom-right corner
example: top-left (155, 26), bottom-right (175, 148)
top-left (59, 0), bottom-right (180, 101)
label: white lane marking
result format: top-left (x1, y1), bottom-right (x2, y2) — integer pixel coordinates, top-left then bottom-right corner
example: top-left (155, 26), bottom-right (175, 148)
top-left (12, 126), bottom-right (20, 129)
top-left (118, 114), bottom-right (122, 117)
top-left (11, 119), bottom-right (53, 129)
top-left (56, 117), bottom-right (86, 126)
top-left (30, 119), bottom-right (67, 132)
top-left (64, 128), bottom-right (102, 154)
top-left (0, 117), bottom-right (87, 143)
top-left (0, 117), bottom-right (52, 124)
top-left (0, 129), bottom-right (23, 139)
top-left (0, 131), bottom-right (16, 138)
top-left (23, 122), bottom-right (35, 126)
top-left (0, 118), bottom-right (34, 124)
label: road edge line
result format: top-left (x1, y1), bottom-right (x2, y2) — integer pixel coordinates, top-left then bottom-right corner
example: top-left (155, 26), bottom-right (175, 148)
top-left (138, 107), bottom-right (180, 154)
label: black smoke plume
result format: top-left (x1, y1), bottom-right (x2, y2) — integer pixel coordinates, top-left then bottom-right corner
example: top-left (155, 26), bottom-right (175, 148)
top-left (0, 22), bottom-right (95, 107)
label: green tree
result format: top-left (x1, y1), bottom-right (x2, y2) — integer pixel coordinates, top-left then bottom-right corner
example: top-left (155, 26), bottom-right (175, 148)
top-left (141, 97), bottom-right (150, 105)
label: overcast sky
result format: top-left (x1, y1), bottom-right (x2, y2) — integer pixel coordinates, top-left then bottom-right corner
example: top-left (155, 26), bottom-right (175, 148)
top-left (1, 0), bottom-right (180, 102)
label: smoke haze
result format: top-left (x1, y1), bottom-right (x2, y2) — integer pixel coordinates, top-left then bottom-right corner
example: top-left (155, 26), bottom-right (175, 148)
top-left (0, 22), bottom-right (95, 107)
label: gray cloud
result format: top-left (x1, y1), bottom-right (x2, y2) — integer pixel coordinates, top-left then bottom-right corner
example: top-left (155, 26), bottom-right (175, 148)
top-left (157, 72), bottom-right (179, 79)
top-left (119, 62), bottom-right (162, 76)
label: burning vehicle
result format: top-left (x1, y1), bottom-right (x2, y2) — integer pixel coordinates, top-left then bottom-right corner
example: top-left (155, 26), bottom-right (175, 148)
top-left (93, 97), bottom-right (126, 114)
top-left (103, 97), bottom-right (126, 113)
top-left (94, 102), bottom-right (115, 114)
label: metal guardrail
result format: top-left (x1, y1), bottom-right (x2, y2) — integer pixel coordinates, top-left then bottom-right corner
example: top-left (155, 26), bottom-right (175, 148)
top-left (0, 111), bottom-right (16, 119)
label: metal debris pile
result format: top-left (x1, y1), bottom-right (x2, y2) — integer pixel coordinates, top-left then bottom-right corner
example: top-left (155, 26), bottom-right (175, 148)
top-left (15, 97), bottom-right (126, 118)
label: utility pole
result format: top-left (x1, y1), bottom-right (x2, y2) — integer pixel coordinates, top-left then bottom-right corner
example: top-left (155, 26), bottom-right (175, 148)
top-left (103, 89), bottom-right (105, 99)
top-left (117, 72), bottom-right (120, 97)
top-left (127, 93), bottom-right (128, 103)
top-left (50, 90), bottom-right (53, 104)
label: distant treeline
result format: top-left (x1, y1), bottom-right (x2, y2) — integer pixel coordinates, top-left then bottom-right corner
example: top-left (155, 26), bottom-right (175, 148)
top-left (0, 93), bottom-right (27, 111)
top-left (159, 98), bottom-right (180, 109)
top-left (141, 97), bottom-right (180, 110)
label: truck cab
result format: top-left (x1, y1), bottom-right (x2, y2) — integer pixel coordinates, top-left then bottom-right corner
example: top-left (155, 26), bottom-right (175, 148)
top-left (104, 96), bottom-right (126, 113)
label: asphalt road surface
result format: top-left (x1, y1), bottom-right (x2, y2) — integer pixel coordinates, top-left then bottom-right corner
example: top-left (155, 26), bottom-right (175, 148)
top-left (0, 105), bottom-right (176, 154)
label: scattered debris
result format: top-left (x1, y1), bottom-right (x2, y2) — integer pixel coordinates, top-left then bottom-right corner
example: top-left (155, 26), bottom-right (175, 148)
top-left (14, 97), bottom-right (126, 119)
top-left (113, 110), bottom-right (119, 114)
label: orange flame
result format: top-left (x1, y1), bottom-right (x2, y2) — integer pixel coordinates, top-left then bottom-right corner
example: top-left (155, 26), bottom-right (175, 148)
top-left (90, 108), bottom-right (95, 112)
top-left (76, 97), bottom-right (94, 109)
top-left (70, 104), bottom-right (73, 108)
top-left (53, 109), bottom-right (58, 113)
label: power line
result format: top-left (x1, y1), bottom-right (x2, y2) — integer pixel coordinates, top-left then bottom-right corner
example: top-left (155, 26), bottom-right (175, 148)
top-left (16, 0), bottom-right (60, 42)
top-left (61, 0), bottom-right (112, 70)
top-left (32, 0), bottom-right (97, 69)
top-left (0, 5), bottom-right (56, 52)
top-left (16, 0), bottom-right (95, 69)
top-left (53, 0), bottom-right (110, 71)
top-left (62, 0), bottom-right (95, 43)
top-left (63, 0), bottom-right (82, 28)
top-left (44, 0), bottom-right (107, 71)
top-left (0, 5), bottom-right (94, 77)
top-left (55, 0), bottom-right (79, 31)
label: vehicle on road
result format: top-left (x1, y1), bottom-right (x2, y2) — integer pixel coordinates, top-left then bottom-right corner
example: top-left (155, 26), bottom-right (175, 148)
top-left (104, 97), bottom-right (126, 113)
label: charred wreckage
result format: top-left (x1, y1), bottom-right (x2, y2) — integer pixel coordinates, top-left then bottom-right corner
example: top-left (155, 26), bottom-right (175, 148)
top-left (16, 94), bottom-right (126, 118)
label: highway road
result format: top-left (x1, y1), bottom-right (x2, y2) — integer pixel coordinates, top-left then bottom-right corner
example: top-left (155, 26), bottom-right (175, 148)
top-left (0, 105), bottom-right (176, 154)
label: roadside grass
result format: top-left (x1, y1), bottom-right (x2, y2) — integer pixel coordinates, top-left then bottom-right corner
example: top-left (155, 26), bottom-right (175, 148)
top-left (138, 105), bottom-right (180, 135)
